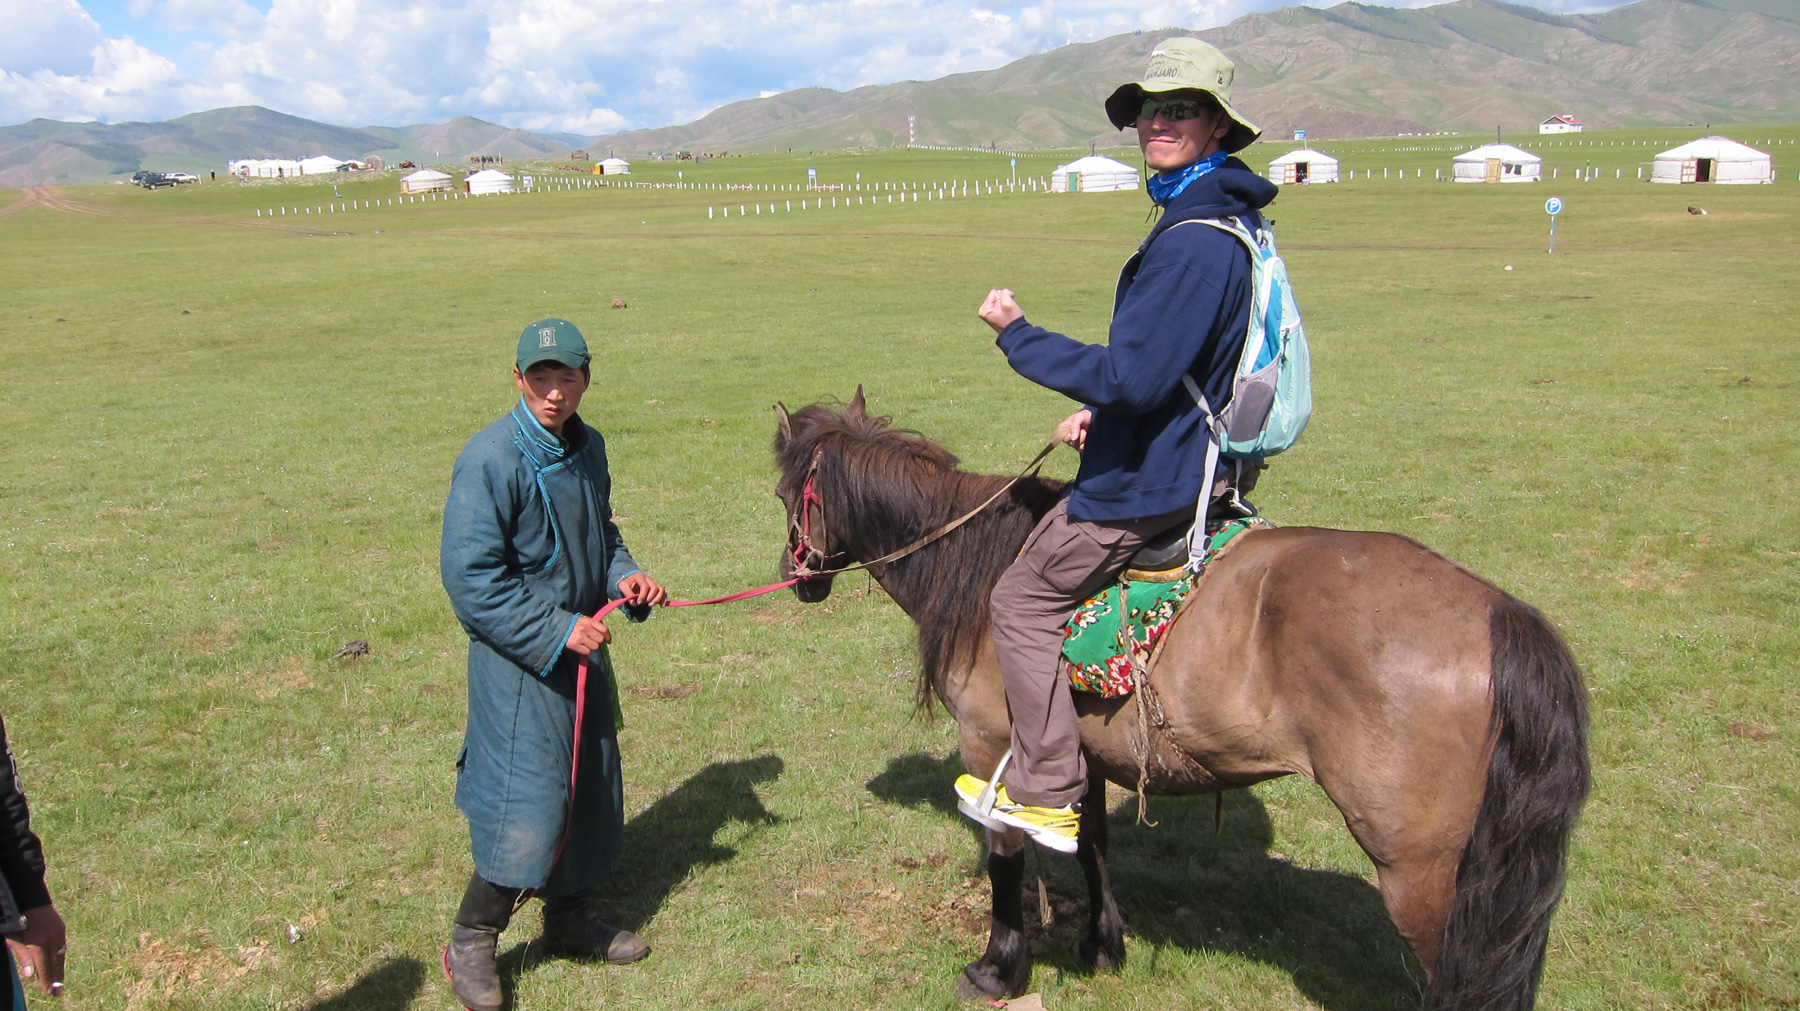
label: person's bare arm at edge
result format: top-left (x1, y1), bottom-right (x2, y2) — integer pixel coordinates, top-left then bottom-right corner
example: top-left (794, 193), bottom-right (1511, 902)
top-left (7, 903), bottom-right (65, 997)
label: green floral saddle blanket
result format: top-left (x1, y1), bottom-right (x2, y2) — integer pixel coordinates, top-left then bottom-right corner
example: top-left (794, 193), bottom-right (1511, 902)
top-left (1063, 518), bottom-right (1267, 698)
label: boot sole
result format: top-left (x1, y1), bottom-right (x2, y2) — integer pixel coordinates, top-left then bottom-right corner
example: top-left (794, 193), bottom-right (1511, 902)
top-left (537, 939), bottom-right (652, 964)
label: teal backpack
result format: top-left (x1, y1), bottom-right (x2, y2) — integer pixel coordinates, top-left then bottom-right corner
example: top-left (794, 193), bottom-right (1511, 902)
top-left (1170, 215), bottom-right (1313, 460)
top-left (1164, 215), bottom-right (1312, 569)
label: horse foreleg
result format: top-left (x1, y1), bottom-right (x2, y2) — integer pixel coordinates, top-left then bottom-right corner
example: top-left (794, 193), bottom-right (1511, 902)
top-left (1074, 770), bottom-right (1125, 972)
top-left (955, 826), bottom-right (1031, 1001)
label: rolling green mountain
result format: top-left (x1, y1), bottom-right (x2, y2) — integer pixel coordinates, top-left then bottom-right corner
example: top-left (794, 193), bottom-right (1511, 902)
top-left (2, 0), bottom-right (1795, 185)
top-left (594, 0), bottom-right (1800, 153)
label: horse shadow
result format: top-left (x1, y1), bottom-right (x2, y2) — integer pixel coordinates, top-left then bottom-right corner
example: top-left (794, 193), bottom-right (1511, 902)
top-left (303, 956), bottom-right (426, 1011)
top-left (493, 755), bottom-right (785, 1003)
top-left (866, 752), bottom-right (1424, 1011)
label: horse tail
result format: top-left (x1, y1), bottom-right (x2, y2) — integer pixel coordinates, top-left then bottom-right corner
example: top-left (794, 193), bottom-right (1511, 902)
top-left (1428, 595), bottom-right (1590, 1011)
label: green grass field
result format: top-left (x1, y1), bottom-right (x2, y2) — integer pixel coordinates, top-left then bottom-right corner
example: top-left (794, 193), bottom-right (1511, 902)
top-left (1, 127), bottom-right (1796, 1010)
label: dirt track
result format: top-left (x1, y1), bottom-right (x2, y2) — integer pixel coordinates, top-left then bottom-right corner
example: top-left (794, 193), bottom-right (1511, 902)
top-left (0, 187), bottom-right (108, 219)
top-left (0, 185), bottom-right (343, 235)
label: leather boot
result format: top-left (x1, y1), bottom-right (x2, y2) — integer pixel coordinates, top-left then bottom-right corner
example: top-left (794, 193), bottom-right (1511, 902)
top-left (540, 891), bottom-right (650, 963)
top-left (444, 875), bottom-right (520, 1011)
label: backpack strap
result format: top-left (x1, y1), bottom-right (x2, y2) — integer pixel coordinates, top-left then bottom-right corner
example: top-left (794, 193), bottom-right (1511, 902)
top-left (1170, 218), bottom-right (1260, 568)
top-left (1180, 373), bottom-right (1223, 570)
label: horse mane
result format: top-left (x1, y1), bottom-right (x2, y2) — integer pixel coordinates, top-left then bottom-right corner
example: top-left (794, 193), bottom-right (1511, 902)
top-left (775, 398), bottom-right (1065, 712)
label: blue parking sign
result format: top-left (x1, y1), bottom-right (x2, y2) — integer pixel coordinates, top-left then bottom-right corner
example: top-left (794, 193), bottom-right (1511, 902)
top-left (1545, 197), bottom-right (1563, 215)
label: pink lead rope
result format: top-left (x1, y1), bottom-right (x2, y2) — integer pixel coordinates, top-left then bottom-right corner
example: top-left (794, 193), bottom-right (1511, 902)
top-left (553, 578), bottom-right (801, 873)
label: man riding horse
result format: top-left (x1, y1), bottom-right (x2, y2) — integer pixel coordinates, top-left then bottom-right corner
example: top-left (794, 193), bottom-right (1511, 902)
top-left (960, 38), bottom-right (1277, 852)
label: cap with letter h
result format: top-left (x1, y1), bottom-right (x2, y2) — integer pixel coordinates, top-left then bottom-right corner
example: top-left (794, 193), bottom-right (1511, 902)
top-left (517, 317), bottom-right (590, 370)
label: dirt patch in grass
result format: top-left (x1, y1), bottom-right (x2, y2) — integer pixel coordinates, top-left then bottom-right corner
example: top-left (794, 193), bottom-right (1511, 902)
top-left (114, 932), bottom-right (276, 1010)
top-left (178, 621), bottom-right (243, 655)
top-left (1727, 722), bottom-right (1775, 741)
top-left (748, 605), bottom-right (804, 626)
top-left (1688, 973), bottom-right (1799, 1010)
top-left (254, 658), bottom-right (314, 700)
top-left (1619, 553), bottom-right (1694, 592)
top-left (626, 680), bottom-right (699, 700)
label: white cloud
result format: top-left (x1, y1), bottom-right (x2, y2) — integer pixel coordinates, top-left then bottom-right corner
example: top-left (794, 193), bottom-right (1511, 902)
top-left (0, 37), bottom-right (208, 122)
top-left (4, 0), bottom-right (1634, 133)
top-left (1, 0), bottom-right (103, 77)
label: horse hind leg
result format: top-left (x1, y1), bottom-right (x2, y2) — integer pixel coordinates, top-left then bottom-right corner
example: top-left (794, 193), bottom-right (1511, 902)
top-left (1074, 767), bottom-right (1125, 972)
top-left (955, 826), bottom-right (1032, 1001)
top-left (1369, 848), bottom-right (1462, 979)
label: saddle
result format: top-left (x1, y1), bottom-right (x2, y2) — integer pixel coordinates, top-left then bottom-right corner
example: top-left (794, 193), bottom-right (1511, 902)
top-left (1126, 459), bottom-right (1266, 580)
top-left (1063, 516), bottom-right (1268, 698)
top-left (1122, 523), bottom-right (1190, 581)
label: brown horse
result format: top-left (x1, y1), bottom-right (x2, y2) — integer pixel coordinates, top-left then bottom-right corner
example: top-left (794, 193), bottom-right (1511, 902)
top-left (773, 391), bottom-right (1589, 1011)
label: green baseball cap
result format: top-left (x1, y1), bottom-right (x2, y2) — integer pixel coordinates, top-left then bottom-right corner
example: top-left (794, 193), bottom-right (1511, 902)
top-left (1104, 37), bottom-right (1261, 153)
top-left (516, 317), bottom-right (590, 370)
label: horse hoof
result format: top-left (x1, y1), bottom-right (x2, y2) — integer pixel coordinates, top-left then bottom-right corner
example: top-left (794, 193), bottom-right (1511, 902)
top-left (1074, 935), bottom-right (1125, 974)
top-left (952, 974), bottom-right (992, 1003)
top-left (955, 963), bottom-right (1016, 1002)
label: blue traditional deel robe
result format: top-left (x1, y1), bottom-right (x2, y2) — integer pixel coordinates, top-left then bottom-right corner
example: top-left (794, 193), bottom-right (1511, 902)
top-left (441, 398), bottom-right (648, 895)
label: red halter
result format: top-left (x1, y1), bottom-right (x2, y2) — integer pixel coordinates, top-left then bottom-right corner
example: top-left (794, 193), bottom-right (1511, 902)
top-left (787, 447), bottom-right (843, 578)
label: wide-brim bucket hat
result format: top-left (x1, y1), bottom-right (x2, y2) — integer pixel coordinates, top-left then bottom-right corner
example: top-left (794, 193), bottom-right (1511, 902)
top-left (1105, 37), bottom-right (1261, 153)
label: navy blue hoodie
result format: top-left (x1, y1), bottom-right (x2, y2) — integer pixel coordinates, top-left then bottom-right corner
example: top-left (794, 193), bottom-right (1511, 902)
top-left (995, 157), bottom-right (1278, 522)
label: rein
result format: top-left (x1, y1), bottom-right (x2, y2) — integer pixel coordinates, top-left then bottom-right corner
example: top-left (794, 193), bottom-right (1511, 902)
top-left (788, 439), bottom-right (1059, 580)
top-left (523, 438), bottom-right (1058, 909)
top-left (522, 578), bottom-right (800, 912)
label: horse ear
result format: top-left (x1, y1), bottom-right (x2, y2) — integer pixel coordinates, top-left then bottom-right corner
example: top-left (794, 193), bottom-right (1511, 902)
top-left (848, 385), bottom-right (866, 417)
top-left (774, 403), bottom-right (793, 444)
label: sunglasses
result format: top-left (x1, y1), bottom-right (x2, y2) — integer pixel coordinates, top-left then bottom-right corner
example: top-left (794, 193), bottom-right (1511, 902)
top-left (1138, 98), bottom-right (1212, 123)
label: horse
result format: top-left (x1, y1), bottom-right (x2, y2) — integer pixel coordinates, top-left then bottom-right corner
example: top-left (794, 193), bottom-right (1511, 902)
top-left (772, 390), bottom-right (1589, 1011)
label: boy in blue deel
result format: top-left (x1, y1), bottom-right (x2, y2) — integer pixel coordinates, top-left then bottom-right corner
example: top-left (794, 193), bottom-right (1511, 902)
top-left (439, 317), bottom-right (667, 1011)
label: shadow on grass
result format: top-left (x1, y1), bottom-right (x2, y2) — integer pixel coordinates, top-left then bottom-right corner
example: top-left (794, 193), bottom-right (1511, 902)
top-left (493, 755), bottom-right (785, 1004)
top-left (304, 955), bottom-right (426, 1011)
top-left (867, 752), bottom-right (1425, 1011)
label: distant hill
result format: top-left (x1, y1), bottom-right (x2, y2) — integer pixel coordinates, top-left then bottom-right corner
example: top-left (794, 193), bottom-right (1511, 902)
top-left (594, 0), bottom-right (1800, 153)
top-left (2, 0), bottom-right (1795, 185)
top-left (0, 107), bottom-right (580, 187)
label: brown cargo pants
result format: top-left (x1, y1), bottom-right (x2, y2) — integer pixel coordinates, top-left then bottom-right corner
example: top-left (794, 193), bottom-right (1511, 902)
top-left (988, 498), bottom-right (1193, 808)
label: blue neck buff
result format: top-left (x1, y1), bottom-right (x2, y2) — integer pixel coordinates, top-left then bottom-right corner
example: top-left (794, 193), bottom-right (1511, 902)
top-left (1147, 151), bottom-right (1229, 207)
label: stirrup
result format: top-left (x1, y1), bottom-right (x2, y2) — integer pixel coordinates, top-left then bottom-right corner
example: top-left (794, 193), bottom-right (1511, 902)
top-left (955, 749), bottom-right (1013, 832)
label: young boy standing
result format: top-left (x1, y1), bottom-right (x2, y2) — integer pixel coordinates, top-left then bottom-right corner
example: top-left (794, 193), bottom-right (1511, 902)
top-left (439, 318), bottom-right (667, 1011)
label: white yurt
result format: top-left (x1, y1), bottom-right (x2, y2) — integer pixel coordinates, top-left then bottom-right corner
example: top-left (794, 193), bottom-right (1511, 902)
top-left (466, 169), bottom-right (516, 195)
top-left (597, 157), bottom-right (630, 175)
top-left (1051, 155), bottom-right (1140, 193)
top-left (400, 168), bottom-right (453, 194)
top-left (1650, 137), bottom-right (1773, 185)
top-left (1268, 148), bottom-right (1339, 184)
top-left (230, 158), bottom-right (303, 178)
top-left (297, 155), bottom-right (346, 175)
top-left (1452, 143), bottom-right (1542, 183)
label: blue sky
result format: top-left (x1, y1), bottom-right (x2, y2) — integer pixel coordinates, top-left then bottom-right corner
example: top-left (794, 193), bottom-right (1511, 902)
top-left (2, 0), bottom-right (1630, 135)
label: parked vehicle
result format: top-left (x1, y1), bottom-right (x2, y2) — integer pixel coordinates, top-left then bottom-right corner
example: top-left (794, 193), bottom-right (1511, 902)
top-left (165, 172), bottom-right (199, 183)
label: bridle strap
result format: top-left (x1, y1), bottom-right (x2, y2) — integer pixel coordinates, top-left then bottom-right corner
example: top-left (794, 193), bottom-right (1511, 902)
top-left (792, 439), bottom-right (1059, 579)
